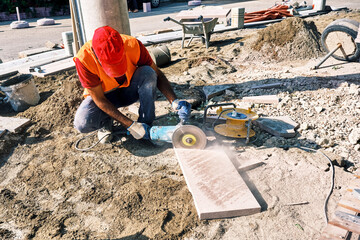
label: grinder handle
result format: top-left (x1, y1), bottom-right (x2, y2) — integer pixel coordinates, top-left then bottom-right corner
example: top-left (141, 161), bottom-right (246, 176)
top-left (203, 103), bottom-right (236, 129)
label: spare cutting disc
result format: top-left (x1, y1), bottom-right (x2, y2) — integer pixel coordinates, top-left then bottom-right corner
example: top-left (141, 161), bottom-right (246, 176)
top-left (172, 125), bottom-right (207, 150)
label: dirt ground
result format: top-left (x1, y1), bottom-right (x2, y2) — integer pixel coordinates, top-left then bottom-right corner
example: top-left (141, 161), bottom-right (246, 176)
top-left (1, 9), bottom-right (360, 240)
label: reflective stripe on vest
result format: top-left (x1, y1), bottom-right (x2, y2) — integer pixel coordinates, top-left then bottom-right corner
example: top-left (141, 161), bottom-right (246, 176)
top-left (74, 34), bottom-right (140, 97)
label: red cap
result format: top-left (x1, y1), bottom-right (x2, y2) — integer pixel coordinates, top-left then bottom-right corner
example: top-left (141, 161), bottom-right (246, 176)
top-left (92, 26), bottom-right (127, 77)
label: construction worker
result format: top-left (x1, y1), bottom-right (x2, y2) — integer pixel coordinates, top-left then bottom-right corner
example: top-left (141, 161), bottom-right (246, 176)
top-left (73, 26), bottom-right (191, 142)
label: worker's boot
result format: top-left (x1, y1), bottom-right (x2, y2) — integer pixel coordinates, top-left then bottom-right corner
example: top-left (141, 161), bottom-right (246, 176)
top-left (97, 120), bottom-right (113, 144)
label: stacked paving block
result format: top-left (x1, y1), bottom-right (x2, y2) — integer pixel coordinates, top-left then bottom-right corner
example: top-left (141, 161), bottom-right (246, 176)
top-left (231, 7), bottom-right (245, 28)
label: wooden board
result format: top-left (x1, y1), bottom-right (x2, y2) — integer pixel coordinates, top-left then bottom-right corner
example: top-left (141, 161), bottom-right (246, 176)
top-left (319, 224), bottom-right (350, 240)
top-left (320, 206), bottom-right (354, 240)
top-left (0, 117), bottom-right (31, 132)
top-left (174, 148), bottom-right (261, 220)
top-left (329, 211), bottom-right (360, 235)
top-left (338, 191), bottom-right (360, 213)
top-left (32, 57), bottom-right (75, 77)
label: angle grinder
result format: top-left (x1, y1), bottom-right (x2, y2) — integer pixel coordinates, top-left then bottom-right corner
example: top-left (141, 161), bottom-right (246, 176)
top-left (149, 124), bottom-right (207, 150)
top-left (75, 123), bottom-right (207, 151)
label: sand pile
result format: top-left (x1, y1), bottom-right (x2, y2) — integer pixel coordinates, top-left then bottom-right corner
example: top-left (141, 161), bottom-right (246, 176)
top-left (19, 73), bottom-right (83, 134)
top-left (246, 17), bottom-right (323, 61)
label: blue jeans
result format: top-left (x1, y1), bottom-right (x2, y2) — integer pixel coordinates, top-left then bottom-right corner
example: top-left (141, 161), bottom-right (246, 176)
top-left (74, 66), bottom-right (157, 133)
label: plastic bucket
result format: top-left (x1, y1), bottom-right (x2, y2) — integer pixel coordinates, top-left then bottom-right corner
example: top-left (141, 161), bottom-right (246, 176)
top-left (0, 74), bottom-right (40, 112)
top-left (313, 0), bottom-right (325, 11)
top-left (149, 45), bottom-right (171, 67)
top-left (62, 31), bottom-right (74, 56)
top-left (143, 2), bottom-right (151, 12)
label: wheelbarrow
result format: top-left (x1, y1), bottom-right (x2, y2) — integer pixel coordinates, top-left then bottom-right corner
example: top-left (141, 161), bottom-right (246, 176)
top-left (164, 15), bottom-right (217, 48)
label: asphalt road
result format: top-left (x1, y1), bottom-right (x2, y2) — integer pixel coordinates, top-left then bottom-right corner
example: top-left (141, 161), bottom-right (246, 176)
top-left (0, 0), bottom-right (359, 62)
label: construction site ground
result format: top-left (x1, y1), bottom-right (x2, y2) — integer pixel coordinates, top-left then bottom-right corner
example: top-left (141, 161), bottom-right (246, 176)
top-left (1, 8), bottom-right (360, 240)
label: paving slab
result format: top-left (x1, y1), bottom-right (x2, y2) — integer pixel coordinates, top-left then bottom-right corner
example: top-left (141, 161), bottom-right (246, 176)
top-left (31, 57), bottom-right (75, 77)
top-left (242, 95), bottom-right (279, 105)
top-left (202, 85), bottom-right (232, 100)
top-left (0, 49), bottom-right (68, 79)
top-left (0, 117), bottom-right (31, 133)
top-left (174, 148), bottom-right (261, 220)
top-left (254, 116), bottom-right (299, 138)
top-left (176, 7), bottom-right (231, 19)
top-left (234, 151), bottom-right (264, 172)
top-left (18, 47), bottom-right (53, 58)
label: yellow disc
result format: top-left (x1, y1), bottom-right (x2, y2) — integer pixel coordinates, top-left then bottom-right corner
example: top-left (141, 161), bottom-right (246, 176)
top-left (181, 134), bottom-right (197, 146)
top-left (214, 124), bottom-right (256, 138)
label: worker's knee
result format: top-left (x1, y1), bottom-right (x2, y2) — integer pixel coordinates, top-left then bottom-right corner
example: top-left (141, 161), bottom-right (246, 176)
top-left (74, 111), bottom-right (95, 133)
top-left (138, 65), bottom-right (157, 83)
top-left (74, 117), bottom-right (88, 133)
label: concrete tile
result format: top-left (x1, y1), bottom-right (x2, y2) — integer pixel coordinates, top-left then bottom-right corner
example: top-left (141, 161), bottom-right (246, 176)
top-left (0, 117), bottom-right (30, 133)
top-left (202, 85), bottom-right (231, 100)
top-left (174, 148), bottom-right (261, 220)
top-left (242, 95), bottom-right (279, 104)
top-left (254, 116), bottom-right (299, 138)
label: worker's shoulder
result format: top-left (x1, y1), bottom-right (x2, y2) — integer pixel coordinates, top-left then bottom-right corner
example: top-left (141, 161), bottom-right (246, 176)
top-left (121, 34), bottom-right (140, 49)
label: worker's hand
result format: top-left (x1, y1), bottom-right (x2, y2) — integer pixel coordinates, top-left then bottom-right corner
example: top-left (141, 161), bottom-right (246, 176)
top-left (127, 122), bottom-right (150, 140)
top-left (172, 99), bottom-right (191, 122)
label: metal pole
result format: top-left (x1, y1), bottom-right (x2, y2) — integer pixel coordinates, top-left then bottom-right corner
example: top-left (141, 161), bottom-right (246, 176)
top-left (74, 0), bottom-right (86, 45)
top-left (16, 7), bottom-right (20, 21)
top-left (313, 43), bottom-right (342, 70)
top-left (69, 0), bottom-right (80, 53)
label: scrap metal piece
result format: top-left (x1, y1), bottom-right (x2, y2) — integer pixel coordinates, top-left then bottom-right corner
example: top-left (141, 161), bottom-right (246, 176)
top-left (172, 125), bottom-right (207, 149)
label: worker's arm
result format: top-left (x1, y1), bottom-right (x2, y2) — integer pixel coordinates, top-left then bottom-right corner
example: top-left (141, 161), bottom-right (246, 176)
top-left (150, 62), bottom-right (177, 104)
top-left (87, 84), bottom-right (133, 128)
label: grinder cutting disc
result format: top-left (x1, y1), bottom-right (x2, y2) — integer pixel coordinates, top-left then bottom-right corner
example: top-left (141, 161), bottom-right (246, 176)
top-left (172, 125), bottom-right (207, 150)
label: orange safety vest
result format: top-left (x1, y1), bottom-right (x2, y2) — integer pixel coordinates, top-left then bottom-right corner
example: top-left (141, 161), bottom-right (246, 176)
top-left (74, 34), bottom-right (140, 97)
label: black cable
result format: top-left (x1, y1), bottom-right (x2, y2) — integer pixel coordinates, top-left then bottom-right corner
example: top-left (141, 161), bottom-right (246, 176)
top-left (297, 146), bottom-right (335, 223)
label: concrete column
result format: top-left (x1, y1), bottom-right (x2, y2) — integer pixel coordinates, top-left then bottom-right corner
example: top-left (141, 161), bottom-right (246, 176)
top-left (78, 0), bottom-right (131, 42)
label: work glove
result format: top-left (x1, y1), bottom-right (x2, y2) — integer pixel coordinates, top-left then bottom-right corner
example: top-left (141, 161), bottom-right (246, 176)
top-left (172, 99), bottom-right (191, 123)
top-left (127, 121), bottom-right (150, 140)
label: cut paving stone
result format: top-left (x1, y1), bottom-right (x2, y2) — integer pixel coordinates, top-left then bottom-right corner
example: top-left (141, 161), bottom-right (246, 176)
top-left (19, 47), bottom-right (53, 58)
top-left (174, 148), bottom-right (261, 220)
top-left (242, 95), bottom-right (279, 104)
top-left (202, 85), bottom-right (232, 100)
top-left (0, 117), bottom-right (31, 133)
top-left (31, 57), bottom-right (75, 77)
top-left (234, 151), bottom-right (264, 172)
top-left (224, 148), bottom-right (265, 172)
top-left (254, 116), bottom-right (299, 138)
top-left (154, 29), bottom-right (174, 34)
top-left (0, 49), bottom-right (67, 78)
top-left (45, 41), bottom-right (58, 49)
